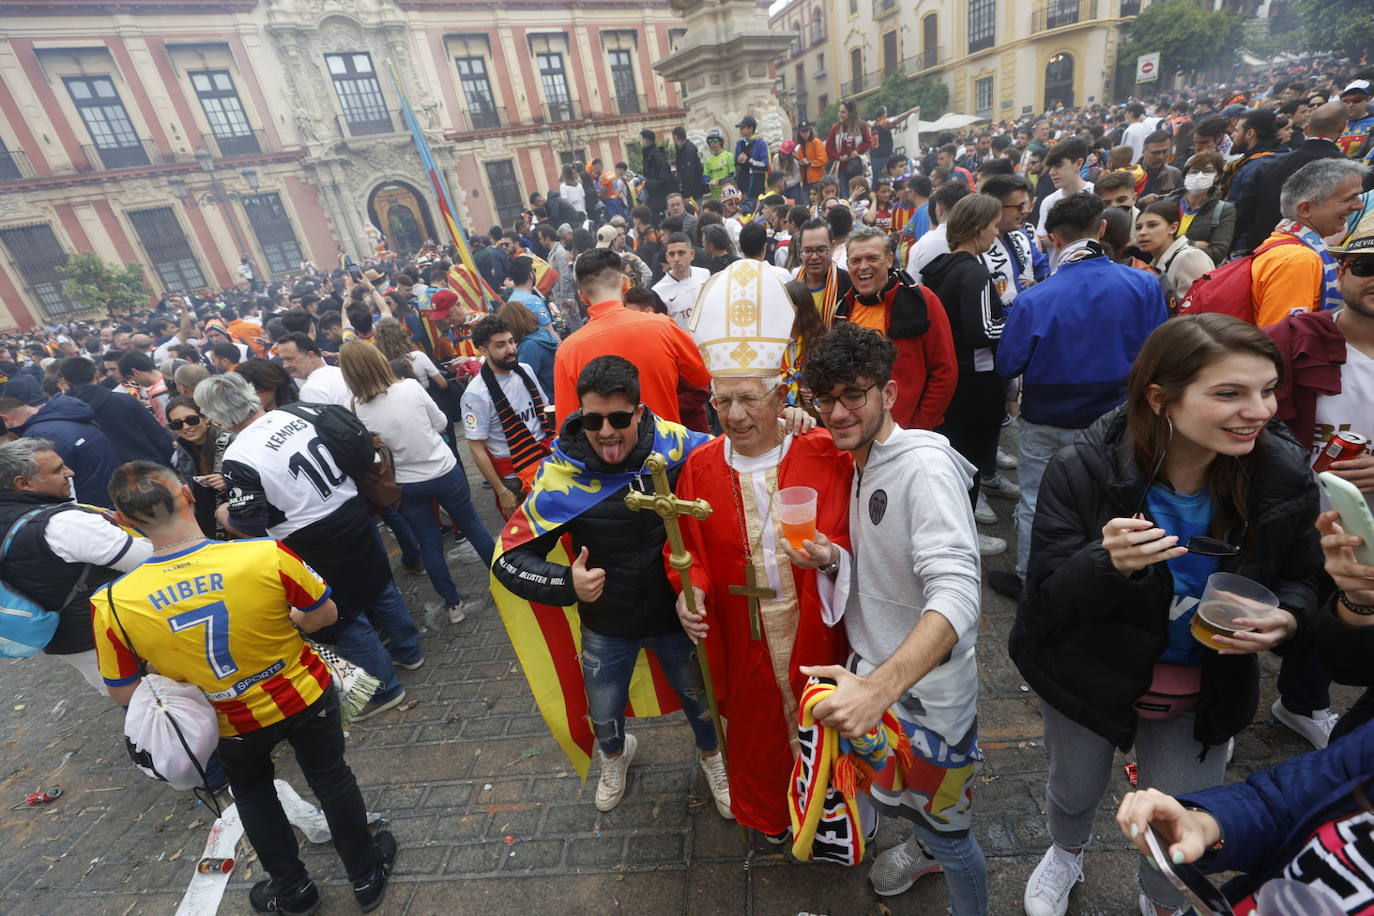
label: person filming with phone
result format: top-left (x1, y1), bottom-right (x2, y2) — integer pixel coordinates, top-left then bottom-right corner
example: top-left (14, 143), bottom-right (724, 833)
top-left (1010, 314), bottom-right (1323, 916)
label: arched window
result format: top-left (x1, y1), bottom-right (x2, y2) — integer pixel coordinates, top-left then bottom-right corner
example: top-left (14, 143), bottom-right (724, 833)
top-left (1044, 53), bottom-right (1074, 110)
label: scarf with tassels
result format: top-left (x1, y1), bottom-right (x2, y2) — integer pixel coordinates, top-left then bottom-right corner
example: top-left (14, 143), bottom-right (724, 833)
top-left (788, 677), bottom-right (914, 866)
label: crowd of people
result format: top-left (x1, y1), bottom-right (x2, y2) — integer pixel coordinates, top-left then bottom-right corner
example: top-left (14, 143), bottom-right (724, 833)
top-left (2, 57), bottom-right (1374, 916)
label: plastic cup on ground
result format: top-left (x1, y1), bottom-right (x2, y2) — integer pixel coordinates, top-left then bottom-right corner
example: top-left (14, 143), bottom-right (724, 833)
top-left (774, 486), bottom-right (818, 549)
top-left (1191, 572), bottom-right (1278, 651)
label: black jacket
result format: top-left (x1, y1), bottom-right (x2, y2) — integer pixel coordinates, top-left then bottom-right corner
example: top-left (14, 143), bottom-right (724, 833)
top-left (642, 143), bottom-right (674, 210)
top-left (1238, 138), bottom-right (1344, 250)
top-left (0, 493), bottom-right (127, 654)
top-left (674, 140), bottom-right (705, 200)
top-left (67, 383), bottom-right (171, 467)
top-left (1315, 593), bottom-right (1374, 741)
top-left (492, 409), bottom-right (683, 640)
top-left (919, 250), bottom-right (1003, 374)
top-left (1009, 407), bottom-right (1322, 751)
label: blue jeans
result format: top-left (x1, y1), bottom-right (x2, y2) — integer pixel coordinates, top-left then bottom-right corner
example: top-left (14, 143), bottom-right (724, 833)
top-left (909, 821), bottom-right (988, 916)
top-left (397, 463), bottom-right (496, 607)
top-left (1015, 421), bottom-right (1082, 580)
top-left (580, 627), bottom-right (717, 756)
top-left (380, 507), bottom-right (420, 567)
top-left (334, 582), bottom-right (421, 701)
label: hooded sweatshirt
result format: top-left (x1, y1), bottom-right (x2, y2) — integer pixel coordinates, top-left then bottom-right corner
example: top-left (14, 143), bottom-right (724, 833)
top-left (844, 425), bottom-right (981, 743)
top-left (14, 395), bottom-right (122, 508)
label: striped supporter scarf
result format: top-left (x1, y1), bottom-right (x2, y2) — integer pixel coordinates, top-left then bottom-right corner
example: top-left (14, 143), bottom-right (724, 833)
top-left (480, 361), bottom-right (552, 486)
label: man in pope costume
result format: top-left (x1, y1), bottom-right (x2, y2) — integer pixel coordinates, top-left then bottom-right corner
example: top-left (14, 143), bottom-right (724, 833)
top-left (673, 259), bottom-right (853, 839)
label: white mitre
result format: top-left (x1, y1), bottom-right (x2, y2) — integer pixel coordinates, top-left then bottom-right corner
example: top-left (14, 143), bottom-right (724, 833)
top-left (687, 259), bottom-right (796, 378)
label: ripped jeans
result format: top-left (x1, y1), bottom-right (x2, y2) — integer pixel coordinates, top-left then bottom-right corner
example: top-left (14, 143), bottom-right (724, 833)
top-left (580, 627), bottom-right (718, 756)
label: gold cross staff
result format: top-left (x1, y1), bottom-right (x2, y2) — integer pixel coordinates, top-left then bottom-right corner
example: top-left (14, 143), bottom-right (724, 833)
top-left (624, 453), bottom-right (744, 843)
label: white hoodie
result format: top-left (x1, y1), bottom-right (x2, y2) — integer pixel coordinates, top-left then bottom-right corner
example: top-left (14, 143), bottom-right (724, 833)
top-left (844, 425), bottom-right (982, 744)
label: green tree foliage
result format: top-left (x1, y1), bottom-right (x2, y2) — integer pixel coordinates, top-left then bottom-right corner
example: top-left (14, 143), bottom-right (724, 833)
top-left (1296, 0), bottom-right (1372, 61)
top-left (1115, 0), bottom-right (1244, 93)
top-left (814, 101), bottom-right (841, 137)
top-left (814, 74), bottom-right (949, 138)
top-left (58, 253), bottom-right (150, 313)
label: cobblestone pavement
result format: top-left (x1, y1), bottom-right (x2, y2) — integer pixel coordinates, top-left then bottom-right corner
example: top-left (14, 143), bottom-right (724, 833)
top-left (0, 429), bottom-right (1356, 916)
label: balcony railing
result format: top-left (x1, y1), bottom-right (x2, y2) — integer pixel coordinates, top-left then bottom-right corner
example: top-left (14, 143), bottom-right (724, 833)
top-left (203, 129), bottom-right (266, 159)
top-left (0, 148), bottom-right (34, 181)
top-left (538, 99), bottom-right (580, 124)
top-left (807, 25), bottom-right (825, 47)
top-left (1120, 0), bottom-right (1140, 13)
top-left (840, 70), bottom-right (885, 97)
top-left (335, 109), bottom-right (398, 139)
top-left (79, 139), bottom-right (179, 172)
top-left (902, 47), bottom-right (944, 73)
top-left (873, 0), bottom-right (898, 16)
top-left (1032, 0), bottom-right (1099, 32)
top-left (613, 93), bottom-right (644, 116)
top-left (455, 106), bottom-right (507, 132)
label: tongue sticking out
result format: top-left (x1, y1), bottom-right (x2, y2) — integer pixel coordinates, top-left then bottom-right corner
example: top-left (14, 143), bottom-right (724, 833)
top-left (599, 439), bottom-right (626, 464)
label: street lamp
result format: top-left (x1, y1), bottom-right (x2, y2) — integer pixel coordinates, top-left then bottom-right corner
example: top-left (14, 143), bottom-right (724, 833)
top-left (167, 151), bottom-right (258, 264)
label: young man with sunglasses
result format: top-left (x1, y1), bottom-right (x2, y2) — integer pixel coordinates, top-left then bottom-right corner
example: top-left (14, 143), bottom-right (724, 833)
top-left (1262, 210), bottom-right (1374, 749)
top-left (492, 356), bottom-right (731, 817)
top-left (789, 323), bottom-right (989, 913)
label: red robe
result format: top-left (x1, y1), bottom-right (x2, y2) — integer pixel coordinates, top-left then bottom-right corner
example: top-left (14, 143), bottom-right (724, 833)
top-left (671, 431), bottom-right (852, 833)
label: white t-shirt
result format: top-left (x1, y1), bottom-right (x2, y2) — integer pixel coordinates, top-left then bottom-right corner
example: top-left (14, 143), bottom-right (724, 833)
top-left (352, 378), bottom-right (455, 484)
top-left (47, 508), bottom-right (151, 572)
top-left (651, 267), bottom-right (710, 329)
top-left (1121, 118), bottom-right (1165, 163)
top-left (1036, 185), bottom-right (1096, 239)
top-left (461, 363), bottom-right (551, 459)
top-left (1312, 338), bottom-right (1374, 511)
top-left (406, 350), bottom-right (442, 389)
top-left (297, 364), bottom-right (350, 406)
top-left (561, 181), bottom-right (587, 215)
top-left (906, 223), bottom-right (949, 284)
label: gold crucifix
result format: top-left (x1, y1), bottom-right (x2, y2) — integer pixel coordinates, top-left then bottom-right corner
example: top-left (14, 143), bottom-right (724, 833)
top-left (728, 563), bottom-right (774, 641)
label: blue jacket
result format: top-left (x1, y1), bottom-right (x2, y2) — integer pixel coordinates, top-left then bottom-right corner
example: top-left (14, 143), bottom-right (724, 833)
top-left (67, 383), bottom-right (171, 467)
top-left (995, 255), bottom-right (1167, 429)
top-left (1179, 720), bottom-right (1373, 906)
top-left (14, 395), bottom-right (122, 508)
top-left (517, 326), bottom-right (559, 402)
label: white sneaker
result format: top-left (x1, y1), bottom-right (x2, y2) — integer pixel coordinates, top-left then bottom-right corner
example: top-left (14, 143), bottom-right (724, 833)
top-left (978, 533), bottom-right (1007, 556)
top-left (997, 446), bottom-right (1018, 470)
top-left (1023, 844), bottom-right (1084, 916)
top-left (981, 473), bottom-right (1021, 500)
top-left (446, 539), bottom-right (481, 564)
top-left (870, 831), bottom-right (943, 897)
top-left (447, 601), bottom-right (467, 624)
top-left (1272, 698), bottom-right (1339, 749)
top-left (594, 732), bottom-right (637, 812)
top-left (974, 491), bottom-right (998, 526)
top-left (1138, 892), bottom-right (1183, 916)
top-left (699, 752), bottom-right (733, 819)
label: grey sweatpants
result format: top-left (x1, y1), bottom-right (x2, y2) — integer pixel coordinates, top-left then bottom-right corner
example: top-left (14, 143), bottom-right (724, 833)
top-left (1041, 700), bottom-right (1228, 909)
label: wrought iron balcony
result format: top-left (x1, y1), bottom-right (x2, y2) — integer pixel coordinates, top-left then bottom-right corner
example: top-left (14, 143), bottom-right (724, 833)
top-left (203, 129), bottom-right (266, 159)
top-left (1032, 0), bottom-right (1099, 32)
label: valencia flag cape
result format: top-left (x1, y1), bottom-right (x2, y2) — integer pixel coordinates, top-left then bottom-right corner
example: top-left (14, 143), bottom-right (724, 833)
top-left (490, 416), bottom-right (713, 779)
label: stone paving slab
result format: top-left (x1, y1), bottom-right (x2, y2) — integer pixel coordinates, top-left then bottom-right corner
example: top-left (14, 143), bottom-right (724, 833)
top-left (0, 431), bottom-right (1357, 915)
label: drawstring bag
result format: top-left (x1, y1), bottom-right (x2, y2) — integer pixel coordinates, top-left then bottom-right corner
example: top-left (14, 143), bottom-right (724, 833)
top-left (105, 588), bottom-right (220, 794)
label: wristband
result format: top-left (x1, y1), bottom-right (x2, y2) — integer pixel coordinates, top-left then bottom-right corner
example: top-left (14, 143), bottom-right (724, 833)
top-left (1337, 589), bottom-right (1374, 616)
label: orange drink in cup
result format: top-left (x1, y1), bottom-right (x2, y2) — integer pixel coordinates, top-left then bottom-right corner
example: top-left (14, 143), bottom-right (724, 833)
top-left (774, 486), bottom-right (819, 549)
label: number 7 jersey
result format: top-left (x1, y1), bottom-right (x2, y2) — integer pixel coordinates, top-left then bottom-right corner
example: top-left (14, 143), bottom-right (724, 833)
top-left (221, 408), bottom-right (360, 539)
top-left (91, 539), bottom-right (333, 737)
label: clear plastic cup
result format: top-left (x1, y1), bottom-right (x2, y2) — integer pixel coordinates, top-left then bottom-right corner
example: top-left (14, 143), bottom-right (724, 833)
top-left (774, 486), bottom-right (818, 549)
top-left (1256, 878), bottom-right (1345, 915)
top-left (1191, 572), bottom-right (1278, 650)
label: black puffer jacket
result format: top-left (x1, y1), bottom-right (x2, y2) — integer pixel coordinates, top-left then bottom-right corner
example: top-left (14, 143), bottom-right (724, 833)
top-left (1009, 406), bottom-right (1322, 750)
top-left (492, 409), bottom-right (682, 640)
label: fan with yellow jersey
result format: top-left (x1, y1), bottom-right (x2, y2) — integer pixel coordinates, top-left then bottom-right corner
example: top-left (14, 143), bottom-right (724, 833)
top-left (91, 538), bottom-right (333, 737)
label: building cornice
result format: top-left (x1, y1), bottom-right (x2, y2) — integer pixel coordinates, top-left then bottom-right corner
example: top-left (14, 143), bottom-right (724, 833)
top-left (0, 0), bottom-right (254, 14)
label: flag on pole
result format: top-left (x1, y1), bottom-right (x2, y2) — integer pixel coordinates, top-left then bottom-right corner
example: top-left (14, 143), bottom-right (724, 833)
top-left (387, 60), bottom-right (498, 308)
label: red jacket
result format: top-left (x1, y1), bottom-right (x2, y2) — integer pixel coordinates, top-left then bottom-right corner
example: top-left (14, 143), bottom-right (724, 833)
top-left (836, 274), bottom-right (958, 430)
top-left (1264, 308), bottom-right (1344, 450)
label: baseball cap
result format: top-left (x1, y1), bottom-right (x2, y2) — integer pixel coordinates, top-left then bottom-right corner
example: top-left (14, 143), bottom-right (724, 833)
top-left (779, 139), bottom-right (797, 155)
top-left (797, 120), bottom-right (814, 132)
top-left (427, 289), bottom-right (459, 321)
top-left (736, 115), bottom-right (757, 129)
top-left (720, 185), bottom-right (742, 202)
top-left (706, 129), bottom-right (724, 143)
top-left (1341, 79), bottom-right (1371, 98)
top-left (595, 225), bottom-right (619, 249)
top-left (1220, 103), bottom-right (1246, 118)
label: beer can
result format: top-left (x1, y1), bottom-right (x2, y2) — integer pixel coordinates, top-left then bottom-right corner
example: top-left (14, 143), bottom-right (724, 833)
top-left (1313, 431), bottom-right (1369, 473)
top-left (197, 857), bottom-right (235, 874)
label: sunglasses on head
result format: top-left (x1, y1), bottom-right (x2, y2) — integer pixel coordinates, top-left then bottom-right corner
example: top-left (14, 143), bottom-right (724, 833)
top-left (1342, 257), bottom-right (1374, 278)
top-left (1134, 450), bottom-right (1247, 557)
top-left (578, 409), bottom-right (636, 432)
top-left (168, 415), bottom-right (203, 431)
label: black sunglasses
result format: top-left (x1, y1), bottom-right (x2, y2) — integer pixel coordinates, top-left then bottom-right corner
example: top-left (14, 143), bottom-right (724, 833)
top-left (1342, 257), bottom-right (1374, 278)
top-left (1133, 450), bottom-right (1246, 557)
top-left (579, 410), bottom-right (635, 432)
top-left (169, 415), bottom-right (203, 431)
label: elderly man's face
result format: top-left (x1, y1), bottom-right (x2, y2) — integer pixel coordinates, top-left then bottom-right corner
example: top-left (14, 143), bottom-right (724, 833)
top-left (1300, 174), bottom-right (1364, 238)
top-left (710, 377), bottom-right (783, 457)
top-left (667, 196), bottom-right (685, 218)
top-left (847, 235), bottom-right (893, 297)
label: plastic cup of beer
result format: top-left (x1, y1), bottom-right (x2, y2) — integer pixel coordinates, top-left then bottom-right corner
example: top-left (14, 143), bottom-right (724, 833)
top-left (774, 486), bottom-right (819, 549)
top-left (1191, 573), bottom-right (1278, 650)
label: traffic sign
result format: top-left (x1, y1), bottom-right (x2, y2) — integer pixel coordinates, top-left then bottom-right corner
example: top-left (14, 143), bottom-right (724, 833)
top-left (1136, 53), bottom-right (1160, 83)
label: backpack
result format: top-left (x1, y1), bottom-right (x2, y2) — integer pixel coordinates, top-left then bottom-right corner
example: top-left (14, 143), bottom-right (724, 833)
top-left (1176, 237), bottom-right (1305, 324)
top-left (282, 402), bottom-right (401, 512)
top-left (0, 507), bottom-right (84, 659)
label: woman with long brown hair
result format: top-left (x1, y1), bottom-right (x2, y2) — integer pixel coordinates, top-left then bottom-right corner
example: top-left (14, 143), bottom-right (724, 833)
top-left (374, 317), bottom-right (446, 390)
top-left (1010, 314), bottom-right (1322, 916)
top-left (338, 341), bottom-right (494, 624)
top-left (779, 279), bottom-right (825, 408)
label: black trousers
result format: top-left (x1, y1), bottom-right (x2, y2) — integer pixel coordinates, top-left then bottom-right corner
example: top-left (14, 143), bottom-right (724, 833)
top-left (936, 369), bottom-right (1005, 483)
top-left (216, 689), bottom-right (377, 888)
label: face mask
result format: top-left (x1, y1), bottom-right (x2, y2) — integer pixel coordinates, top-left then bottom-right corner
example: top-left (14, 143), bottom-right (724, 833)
top-left (1184, 172), bottom-right (1215, 193)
